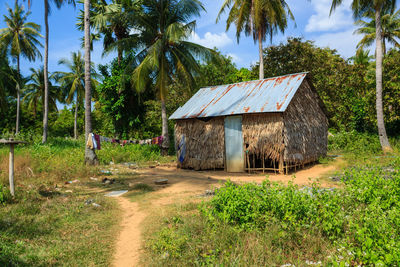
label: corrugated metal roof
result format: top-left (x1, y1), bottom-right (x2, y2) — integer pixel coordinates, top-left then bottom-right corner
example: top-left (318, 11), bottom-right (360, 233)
top-left (169, 72), bottom-right (308, 120)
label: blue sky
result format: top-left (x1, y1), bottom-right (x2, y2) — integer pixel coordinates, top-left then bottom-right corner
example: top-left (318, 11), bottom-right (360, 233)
top-left (0, 0), bottom-right (364, 76)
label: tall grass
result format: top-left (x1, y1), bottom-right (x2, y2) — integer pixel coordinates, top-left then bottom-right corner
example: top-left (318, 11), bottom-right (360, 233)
top-left (0, 136), bottom-right (168, 265)
top-left (0, 137), bottom-right (168, 185)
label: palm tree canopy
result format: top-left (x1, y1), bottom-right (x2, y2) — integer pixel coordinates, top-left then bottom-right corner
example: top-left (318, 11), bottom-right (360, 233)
top-left (354, 8), bottom-right (400, 51)
top-left (54, 51), bottom-right (98, 104)
top-left (217, 0), bottom-right (294, 43)
top-left (331, 0), bottom-right (397, 19)
top-left (132, 0), bottom-right (212, 100)
top-left (23, 66), bottom-right (61, 113)
top-left (0, 4), bottom-right (43, 61)
top-left (349, 48), bottom-right (374, 65)
top-left (76, 0), bottom-right (141, 57)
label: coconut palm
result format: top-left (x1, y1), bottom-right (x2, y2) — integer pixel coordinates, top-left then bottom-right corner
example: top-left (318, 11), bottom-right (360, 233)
top-left (0, 3), bottom-right (42, 134)
top-left (77, 0), bottom-right (141, 65)
top-left (55, 51), bottom-right (97, 139)
top-left (349, 48), bottom-right (374, 65)
top-left (331, 0), bottom-right (396, 152)
top-left (132, 0), bottom-right (212, 155)
top-left (39, 0), bottom-right (75, 143)
top-left (84, 0), bottom-right (98, 165)
top-left (354, 8), bottom-right (400, 55)
top-left (23, 67), bottom-right (60, 116)
top-left (218, 0), bottom-right (294, 79)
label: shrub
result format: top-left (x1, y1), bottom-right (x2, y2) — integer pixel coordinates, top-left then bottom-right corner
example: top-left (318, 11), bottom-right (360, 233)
top-left (328, 131), bottom-right (382, 154)
top-left (201, 163), bottom-right (400, 265)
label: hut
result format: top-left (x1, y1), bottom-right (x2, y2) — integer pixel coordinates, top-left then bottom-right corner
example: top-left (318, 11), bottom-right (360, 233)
top-left (169, 72), bottom-right (328, 174)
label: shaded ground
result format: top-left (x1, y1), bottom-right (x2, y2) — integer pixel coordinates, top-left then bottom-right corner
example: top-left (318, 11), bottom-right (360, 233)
top-left (110, 161), bottom-right (339, 267)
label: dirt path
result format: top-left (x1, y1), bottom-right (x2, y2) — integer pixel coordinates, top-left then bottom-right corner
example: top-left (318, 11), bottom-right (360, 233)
top-left (112, 198), bottom-right (146, 267)
top-left (112, 162), bottom-right (339, 266)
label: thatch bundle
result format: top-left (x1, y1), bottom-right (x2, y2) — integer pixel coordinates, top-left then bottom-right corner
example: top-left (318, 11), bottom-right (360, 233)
top-left (174, 117), bottom-right (225, 170)
top-left (283, 82), bottom-right (328, 164)
top-left (242, 113), bottom-right (284, 162)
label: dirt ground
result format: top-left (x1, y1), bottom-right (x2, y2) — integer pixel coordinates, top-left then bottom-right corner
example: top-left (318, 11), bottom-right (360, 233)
top-left (112, 161), bottom-right (339, 267)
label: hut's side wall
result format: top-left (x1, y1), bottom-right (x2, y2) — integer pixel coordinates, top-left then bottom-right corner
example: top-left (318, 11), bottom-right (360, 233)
top-left (174, 117), bottom-right (225, 170)
top-left (283, 81), bottom-right (328, 163)
top-left (242, 113), bottom-right (284, 162)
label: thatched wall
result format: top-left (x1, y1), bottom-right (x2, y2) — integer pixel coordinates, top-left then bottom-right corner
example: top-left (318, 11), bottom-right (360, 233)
top-left (283, 80), bottom-right (328, 163)
top-left (174, 117), bottom-right (225, 170)
top-left (242, 113), bottom-right (284, 162)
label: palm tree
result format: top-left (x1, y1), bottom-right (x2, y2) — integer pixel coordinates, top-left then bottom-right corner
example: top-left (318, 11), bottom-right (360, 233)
top-left (132, 0), bottom-right (212, 155)
top-left (349, 48), bottom-right (374, 65)
top-left (355, 8), bottom-right (400, 55)
top-left (0, 3), bottom-right (42, 134)
top-left (23, 67), bottom-right (60, 116)
top-left (331, 0), bottom-right (395, 152)
top-left (217, 0), bottom-right (294, 79)
top-left (84, 0), bottom-right (98, 165)
top-left (40, 0), bottom-right (76, 143)
top-left (77, 0), bottom-right (141, 65)
top-left (55, 51), bottom-right (97, 139)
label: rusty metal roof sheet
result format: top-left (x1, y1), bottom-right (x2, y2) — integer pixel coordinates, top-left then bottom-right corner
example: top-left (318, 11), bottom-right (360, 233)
top-left (169, 72), bottom-right (308, 120)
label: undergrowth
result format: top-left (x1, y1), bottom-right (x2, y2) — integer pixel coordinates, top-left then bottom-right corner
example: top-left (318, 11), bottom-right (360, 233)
top-left (145, 133), bottom-right (400, 266)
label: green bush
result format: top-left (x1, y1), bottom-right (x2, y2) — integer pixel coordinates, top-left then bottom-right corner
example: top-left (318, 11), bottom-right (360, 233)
top-left (202, 163), bottom-right (400, 265)
top-left (328, 131), bottom-right (382, 154)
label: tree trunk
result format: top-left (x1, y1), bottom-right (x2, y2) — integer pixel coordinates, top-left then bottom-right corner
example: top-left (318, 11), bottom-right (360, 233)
top-left (258, 31), bottom-right (264, 80)
top-left (84, 0), bottom-right (98, 165)
top-left (375, 8), bottom-right (392, 152)
top-left (15, 56), bottom-right (20, 135)
top-left (74, 96), bottom-right (78, 139)
top-left (117, 46), bottom-right (122, 65)
top-left (383, 38), bottom-right (386, 56)
top-left (42, 0), bottom-right (49, 144)
top-left (161, 99), bottom-right (169, 156)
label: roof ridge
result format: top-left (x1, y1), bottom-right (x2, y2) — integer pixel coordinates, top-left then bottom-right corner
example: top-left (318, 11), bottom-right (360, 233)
top-left (199, 72), bottom-right (309, 89)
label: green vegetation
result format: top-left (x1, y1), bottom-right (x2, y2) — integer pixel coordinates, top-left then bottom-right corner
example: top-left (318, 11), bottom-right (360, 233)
top-left (0, 137), bottom-right (168, 265)
top-left (1, 0), bottom-right (400, 265)
top-left (143, 136), bottom-right (400, 266)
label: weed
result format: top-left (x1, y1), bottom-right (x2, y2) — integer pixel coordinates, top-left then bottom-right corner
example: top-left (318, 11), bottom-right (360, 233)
top-left (131, 183), bottom-right (154, 192)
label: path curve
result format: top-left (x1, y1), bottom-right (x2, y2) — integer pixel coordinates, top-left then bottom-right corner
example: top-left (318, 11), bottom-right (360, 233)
top-left (111, 161), bottom-right (339, 266)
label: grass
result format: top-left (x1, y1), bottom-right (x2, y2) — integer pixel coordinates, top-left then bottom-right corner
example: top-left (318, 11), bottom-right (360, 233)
top-left (0, 187), bottom-right (120, 266)
top-left (0, 137), bottom-right (170, 266)
top-left (141, 132), bottom-right (400, 266)
top-left (142, 202), bottom-right (335, 266)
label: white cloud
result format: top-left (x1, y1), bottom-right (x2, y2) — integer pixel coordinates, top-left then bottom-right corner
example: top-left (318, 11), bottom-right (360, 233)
top-left (313, 29), bottom-right (362, 58)
top-left (189, 31), bottom-right (232, 48)
top-left (227, 53), bottom-right (241, 63)
top-left (305, 0), bottom-right (353, 32)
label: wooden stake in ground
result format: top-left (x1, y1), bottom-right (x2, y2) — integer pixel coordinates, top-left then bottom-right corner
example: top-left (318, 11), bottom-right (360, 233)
top-left (0, 138), bottom-right (26, 196)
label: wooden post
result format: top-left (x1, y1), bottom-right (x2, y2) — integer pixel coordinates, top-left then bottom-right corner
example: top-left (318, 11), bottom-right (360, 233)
top-left (262, 153), bottom-right (265, 174)
top-left (279, 158), bottom-right (284, 174)
top-left (1, 138), bottom-right (26, 197)
top-left (9, 143), bottom-right (14, 197)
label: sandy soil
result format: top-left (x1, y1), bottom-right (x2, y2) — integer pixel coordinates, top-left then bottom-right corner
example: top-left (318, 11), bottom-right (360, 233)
top-left (112, 198), bottom-right (145, 267)
top-left (112, 162), bottom-right (338, 267)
